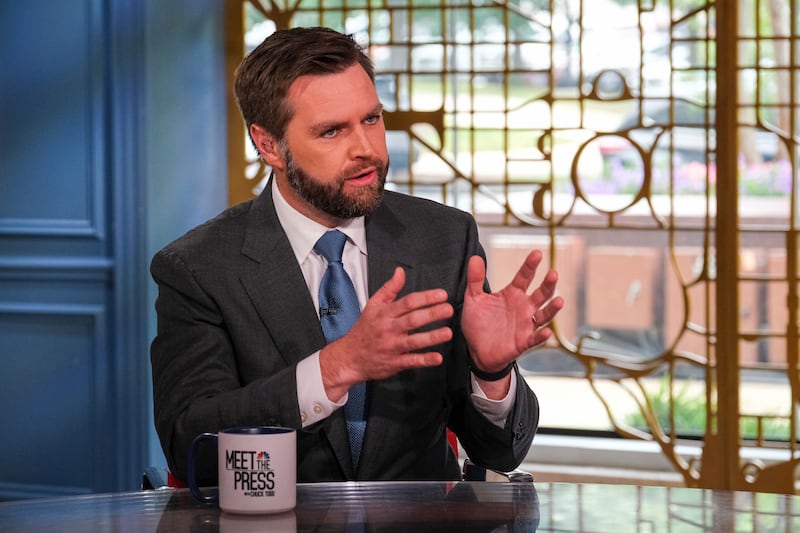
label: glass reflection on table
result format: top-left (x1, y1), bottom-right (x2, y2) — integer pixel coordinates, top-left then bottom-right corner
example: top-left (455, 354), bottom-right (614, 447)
top-left (157, 481), bottom-right (539, 532)
top-left (0, 481), bottom-right (539, 532)
top-left (3, 480), bottom-right (800, 532)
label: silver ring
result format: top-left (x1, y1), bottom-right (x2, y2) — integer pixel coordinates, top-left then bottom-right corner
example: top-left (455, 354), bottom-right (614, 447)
top-left (531, 314), bottom-right (538, 328)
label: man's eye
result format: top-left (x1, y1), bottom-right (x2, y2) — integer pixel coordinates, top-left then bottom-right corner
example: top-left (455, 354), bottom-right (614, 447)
top-left (365, 115), bottom-right (380, 125)
top-left (321, 128), bottom-right (338, 138)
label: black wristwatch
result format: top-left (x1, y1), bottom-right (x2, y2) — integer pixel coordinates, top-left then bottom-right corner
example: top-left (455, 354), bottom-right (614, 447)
top-left (469, 360), bottom-right (516, 381)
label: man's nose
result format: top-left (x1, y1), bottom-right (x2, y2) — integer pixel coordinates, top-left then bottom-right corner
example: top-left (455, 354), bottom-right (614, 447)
top-left (348, 126), bottom-right (380, 158)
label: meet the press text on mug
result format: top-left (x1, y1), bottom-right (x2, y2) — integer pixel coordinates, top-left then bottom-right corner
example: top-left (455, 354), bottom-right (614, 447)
top-left (226, 450), bottom-right (276, 495)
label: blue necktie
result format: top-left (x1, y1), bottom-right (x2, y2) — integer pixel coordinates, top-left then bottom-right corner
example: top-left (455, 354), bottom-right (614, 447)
top-left (314, 230), bottom-right (366, 471)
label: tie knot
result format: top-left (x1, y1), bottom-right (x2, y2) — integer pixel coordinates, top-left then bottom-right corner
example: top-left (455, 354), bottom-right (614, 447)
top-left (314, 230), bottom-right (348, 263)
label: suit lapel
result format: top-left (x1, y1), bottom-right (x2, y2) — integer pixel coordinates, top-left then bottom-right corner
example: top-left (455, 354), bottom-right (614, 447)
top-left (239, 184), bottom-right (326, 364)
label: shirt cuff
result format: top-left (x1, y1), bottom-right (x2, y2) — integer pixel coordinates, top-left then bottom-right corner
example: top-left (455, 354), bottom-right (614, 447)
top-left (296, 351), bottom-right (345, 427)
top-left (470, 371), bottom-right (517, 428)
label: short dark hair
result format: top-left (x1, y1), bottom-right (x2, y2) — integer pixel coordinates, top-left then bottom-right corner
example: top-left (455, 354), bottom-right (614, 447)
top-left (234, 26), bottom-right (375, 142)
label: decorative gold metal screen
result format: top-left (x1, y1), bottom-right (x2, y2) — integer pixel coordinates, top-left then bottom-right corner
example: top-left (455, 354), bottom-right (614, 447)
top-left (226, 0), bottom-right (800, 493)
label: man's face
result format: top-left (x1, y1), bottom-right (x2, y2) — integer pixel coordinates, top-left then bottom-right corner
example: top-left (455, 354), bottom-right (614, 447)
top-left (281, 139), bottom-right (387, 221)
top-left (275, 64), bottom-right (390, 226)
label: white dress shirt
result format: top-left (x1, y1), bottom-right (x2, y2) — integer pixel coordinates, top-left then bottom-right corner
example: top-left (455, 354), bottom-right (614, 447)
top-left (271, 179), bottom-right (515, 429)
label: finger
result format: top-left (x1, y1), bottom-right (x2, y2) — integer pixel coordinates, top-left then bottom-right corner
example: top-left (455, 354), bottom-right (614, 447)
top-left (530, 326), bottom-right (552, 347)
top-left (465, 255), bottom-right (487, 298)
top-left (529, 269), bottom-right (559, 308)
top-left (371, 266), bottom-right (406, 305)
top-left (398, 302), bottom-right (454, 332)
top-left (532, 295), bottom-right (564, 329)
top-left (541, 269), bottom-right (559, 296)
top-left (393, 351), bottom-right (444, 370)
top-left (508, 249), bottom-right (543, 292)
top-left (400, 327), bottom-right (454, 353)
top-left (392, 288), bottom-right (450, 317)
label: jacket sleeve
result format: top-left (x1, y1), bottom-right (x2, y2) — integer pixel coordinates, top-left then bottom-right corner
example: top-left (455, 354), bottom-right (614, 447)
top-left (451, 365), bottom-right (539, 472)
top-left (150, 248), bottom-right (302, 484)
top-left (445, 215), bottom-right (539, 472)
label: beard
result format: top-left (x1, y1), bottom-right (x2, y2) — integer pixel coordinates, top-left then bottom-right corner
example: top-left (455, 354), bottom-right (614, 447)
top-left (283, 146), bottom-right (388, 220)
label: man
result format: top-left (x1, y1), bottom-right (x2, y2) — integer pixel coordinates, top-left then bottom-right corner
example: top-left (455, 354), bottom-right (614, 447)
top-left (150, 26), bottom-right (563, 484)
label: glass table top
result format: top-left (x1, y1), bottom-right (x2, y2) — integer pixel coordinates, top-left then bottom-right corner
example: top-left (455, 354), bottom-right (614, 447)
top-left (1, 480), bottom-right (798, 532)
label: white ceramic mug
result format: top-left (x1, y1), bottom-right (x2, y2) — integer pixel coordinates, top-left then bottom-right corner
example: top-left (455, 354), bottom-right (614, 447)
top-left (187, 426), bottom-right (296, 515)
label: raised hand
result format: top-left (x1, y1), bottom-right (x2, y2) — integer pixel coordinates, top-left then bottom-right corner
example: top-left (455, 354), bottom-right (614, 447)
top-left (319, 266), bottom-right (454, 402)
top-left (461, 250), bottom-right (564, 375)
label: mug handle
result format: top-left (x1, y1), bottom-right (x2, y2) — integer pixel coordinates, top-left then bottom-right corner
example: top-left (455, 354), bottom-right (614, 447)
top-left (187, 432), bottom-right (218, 504)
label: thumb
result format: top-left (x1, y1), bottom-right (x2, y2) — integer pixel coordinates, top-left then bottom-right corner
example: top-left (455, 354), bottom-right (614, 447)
top-left (465, 255), bottom-right (486, 298)
top-left (372, 266), bottom-right (406, 304)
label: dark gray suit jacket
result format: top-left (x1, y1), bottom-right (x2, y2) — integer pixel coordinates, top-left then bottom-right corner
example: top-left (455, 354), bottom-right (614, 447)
top-left (150, 183), bottom-right (539, 484)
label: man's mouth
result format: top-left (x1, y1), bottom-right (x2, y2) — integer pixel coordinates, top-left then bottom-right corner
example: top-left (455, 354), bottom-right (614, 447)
top-left (345, 168), bottom-right (377, 185)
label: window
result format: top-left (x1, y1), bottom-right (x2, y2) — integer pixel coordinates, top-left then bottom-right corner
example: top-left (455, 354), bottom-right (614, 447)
top-left (232, 0), bottom-right (800, 492)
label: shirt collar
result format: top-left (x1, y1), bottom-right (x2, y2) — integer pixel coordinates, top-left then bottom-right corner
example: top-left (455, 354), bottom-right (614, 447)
top-left (271, 176), bottom-right (367, 264)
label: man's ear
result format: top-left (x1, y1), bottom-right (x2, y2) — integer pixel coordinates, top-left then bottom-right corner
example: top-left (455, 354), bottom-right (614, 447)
top-left (250, 124), bottom-right (284, 169)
